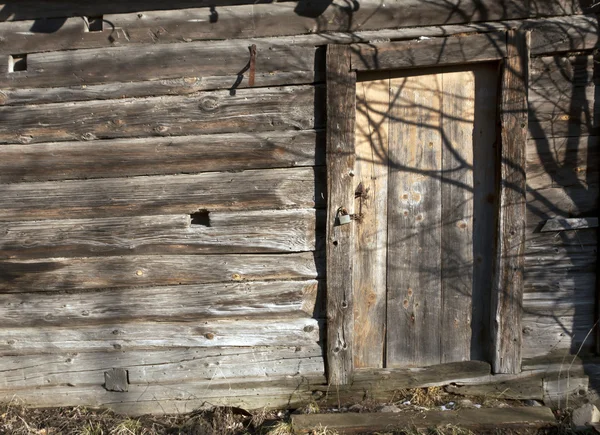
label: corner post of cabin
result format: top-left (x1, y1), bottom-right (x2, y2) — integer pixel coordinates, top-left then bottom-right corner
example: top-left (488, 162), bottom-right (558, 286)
top-left (326, 44), bottom-right (356, 385)
top-left (492, 29), bottom-right (530, 374)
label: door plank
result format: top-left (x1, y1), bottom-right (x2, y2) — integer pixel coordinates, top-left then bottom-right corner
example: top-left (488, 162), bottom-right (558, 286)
top-left (387, 73), bottom-right (443, 367)
top-left (440, 70), bottom-right (475, 363)
top-left (353, 73), bottom-right (390, 368)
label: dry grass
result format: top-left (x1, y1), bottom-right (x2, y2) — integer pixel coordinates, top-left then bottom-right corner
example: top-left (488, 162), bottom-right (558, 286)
top-left (407, 387), bottom-right (446, 408)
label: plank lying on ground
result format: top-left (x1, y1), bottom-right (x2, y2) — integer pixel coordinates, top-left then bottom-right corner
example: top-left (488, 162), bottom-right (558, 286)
top-left (291, 407), bottom-right (556, 434)
top-left (530, 55), bottom-right (598, 92)
top-left (526, 186), bottom-right (598, 223)
top-left (0, 280), bottom-right (320, 326)
top-left (0, 85), bottom-right (320, 144)
top-left (0, 375), bottom-right (325, 414)
top-left (541, 217), bottom-right (599, 232)
top-left (0, 130), bottom-right (322, 182)
top-left (0, 252), bottom-right (320, 292)
top-left (0, 345), bottom-right (324, 389)
top-left (526, 136), bottom-right (598, 190)
top-left (0, 209), bottom-right (322, 259)
top-left (351, 32), bottom-right (506, 71)
top-left (0, 40), bottom-right (317, 89)
top-left (0, 317), bottom-right (320, 355)
top-left (0, 166), bottom-right (324, 221)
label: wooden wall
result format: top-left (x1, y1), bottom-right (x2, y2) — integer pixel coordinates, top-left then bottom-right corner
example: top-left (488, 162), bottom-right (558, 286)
top-left (0, 0), bottom-right (598, 413)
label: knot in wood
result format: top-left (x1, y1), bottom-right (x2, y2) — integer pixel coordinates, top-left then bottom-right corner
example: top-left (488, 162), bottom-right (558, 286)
top-left (198, 95), bottom-right (220, 112)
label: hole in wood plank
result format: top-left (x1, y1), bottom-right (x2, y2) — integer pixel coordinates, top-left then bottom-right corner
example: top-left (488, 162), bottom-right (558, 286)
top-left (191, 210), bottom-right (211, 227)
top-left (8, 54), bottom-right (27, 72)
top-left (84, 16), bottom-right (104, 32)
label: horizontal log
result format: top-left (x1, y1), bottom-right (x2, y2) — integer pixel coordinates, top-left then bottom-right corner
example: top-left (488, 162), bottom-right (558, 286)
top-left (0, 166), bottom-right (325, 221)
top-left (0, 252), bottom-right (321, 292)
top-left (0, 345), bottom-right (324, 389)
top-left (0, 209), bottom-right (323, 259)
top-left (0, 39), bottom-right (317, 89)
top-left (526, 186), bottom-right (598, 224)
top-left (524, 272), bottom-right (596, 296)
top-left (529, 14), bottom-right (600, 56)
top-left (525, 250), bottom-right (596, 269)
top-left (0, 130), bottom-right (323, 182)
top-left (530, 54), bottom-right (598, 92)
top-left (526, 136), bottom-right (598, 190)
top-left (541, 217), bottom-right (598, 232)
top-left (0, 85), bottom-right (321, 144)
top-left (0, 316), bottom-right (321, 355)
top-left (350, 32), bottom-right (506, 71)
top-left (0, 280), bottom-right (320, 326)
top-left (0, 375), bottom-right (325, 414)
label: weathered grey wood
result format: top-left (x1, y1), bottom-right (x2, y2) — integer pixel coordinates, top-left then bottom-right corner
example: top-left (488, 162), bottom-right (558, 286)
top-left (492, 30), bottom-right (529, 374)
top-left (0, 253), bottom-right (319, 292)
top-left (440, 70), bottom-right (475, 364)
top-left (0, 210), bottom-right (321, 259)
top-left (0, 130), bottom-right (322, 182)
top-left (352, 73), bottom-right (389, 369)
top-left (326, 44), bottom-right (355, 385)
top-left (0, 40), bottom-right (317, 89)
top-left (0, 346), bottom-right (324, 389)
top-left (0, 316), bottom-right (320, 355)
top-left (0, 280), bottom-right (320, 326)
top-left (529, 14), bottom-right (600, 56)
top-left (526, 186), bottom-right (598, 224)
top-left (0, 375), bottom-right (325, 415)
top-left (447, 376), bottom-right (542, 400)
top-left (0, 166), bottom-right (323, 221)
top-left (530, 55), bottom-right (598, 92)
top-left (291, 407), bottom-right (556, 434)
top-left (526, 136), bottom-right (599, 190)
top-left (0, 85), bottom-right (319, 144)
top-left (104, 368), bottom-right (128, 392)
top-left (351, 32), bottom-right (507, 72)
top-left (541, 217), bottom-right (598, 232)
top-left (387, 72), bottom-right (443, 367)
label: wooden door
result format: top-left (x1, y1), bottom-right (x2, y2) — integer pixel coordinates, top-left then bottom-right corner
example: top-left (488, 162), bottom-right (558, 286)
top-left (352, 65), bottom-right (499, 369)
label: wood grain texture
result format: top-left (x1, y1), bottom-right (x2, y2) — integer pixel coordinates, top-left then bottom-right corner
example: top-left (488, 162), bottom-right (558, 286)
top-left (0, 316), bottom-right (320, 355)
top-left (0, 345), bottom-right (324, 389)
top-left (492, 30), bottom-right (529, 374)
top-left (526, 136), bottom-right (599, 190)
top-left (526, 186), bottom-right (598, 224)
top-left (0, 85), bottom-right (320, 144)
top-left (0, 40), bottom-right (316, 89)
top-left (0, 209), bottom-right (321, 259)
top-left (528, 15), bottom-right (600, 56)
top-left (530, 55), bottom-right (598, 92)
top-left (0, 280), bottom-right (320, 326)
top-left (0, 130), bottom-right (322, 183)
top-left (352, 74), bottom-right (389, 369)
top-left (351, 32), bottom-right (507, 72)
top-left (540, 217), bottom-right (598, 232)
top-left (386, 72), bottom-right (443, 367)
top-left (326, 45), bottom-right (355, 385)
top-left (440, 70), bottom-right (475, 363)
top-left (0, 253), bottom-right (320, 292)
top-left (0, 166), bottom-right (323, 221)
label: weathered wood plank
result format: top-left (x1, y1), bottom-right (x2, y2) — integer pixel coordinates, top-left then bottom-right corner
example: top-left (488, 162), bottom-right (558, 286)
top-left (0, 209), bottom-right (321, 259)
top-left (440, 70), bottom-right (475, 364)
top-left (0, 85), bottom-right (319, 144)
top-left (0, 253), bottom-right (319, 292)
top-left (351, 32), bottom-right (507, 72)
top-left (529, 14), bottom-right (600, 56)
top-left (0, 280), bottom-right (320, 326)
top-left (0, 40), bottom-right (317, 89)
top-left (526, 186), bottom-right (598, 224)
top-left (352, 73), bottom-right (388, 369)
top-left (0, 130), bottom-right (322, 183)
top-left (292, 407), bottom-right (556, 434)
top-left (492, 30), bottom-right (529, 374)
top-left (0, 317), bottom-right (320, 355)
top-left (0, 166), bottom-right (323, 221)
top-left (527, 136), bottom-right (599, 190)
top-left (0, 345), bottom-right (324, 389)
top-left (0, 375), bottom-right (325, 414)
top-left (541, 217), bottom-right (598, 232)
top-left (387, 72), bottom-right (443, 367)
top-left (326, 45), bottom-right (355, 385)
top-left (530, 55), bottom-right (598, 92)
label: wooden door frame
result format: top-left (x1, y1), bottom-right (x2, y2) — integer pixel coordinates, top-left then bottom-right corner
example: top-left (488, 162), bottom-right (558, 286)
top-left (326, 30), bottom-right (530, 385)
